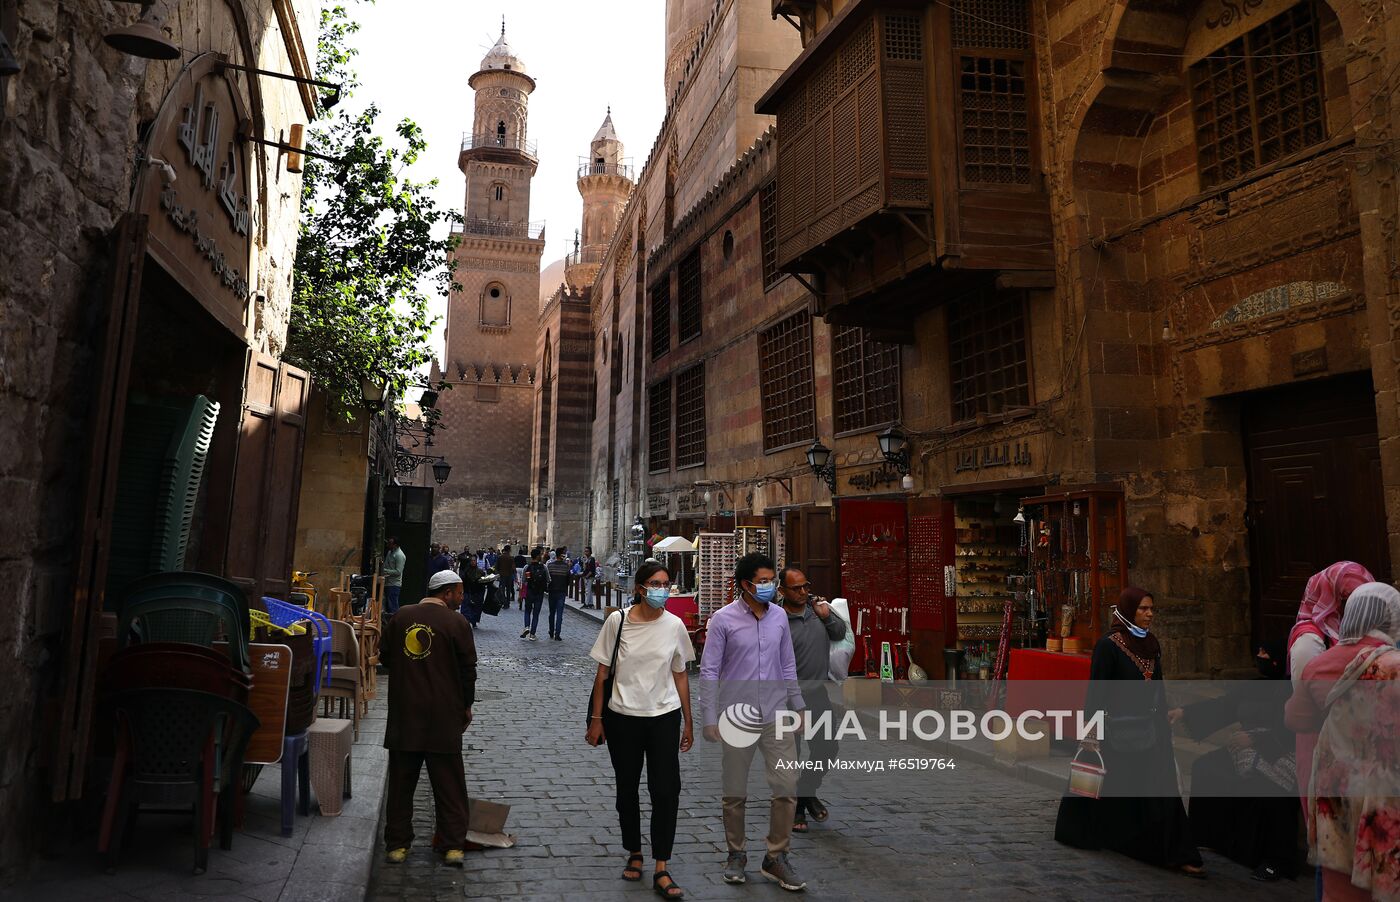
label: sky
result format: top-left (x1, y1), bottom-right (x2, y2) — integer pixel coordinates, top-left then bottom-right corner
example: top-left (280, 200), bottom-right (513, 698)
top-left (342, 1), bottom-right (667, 358)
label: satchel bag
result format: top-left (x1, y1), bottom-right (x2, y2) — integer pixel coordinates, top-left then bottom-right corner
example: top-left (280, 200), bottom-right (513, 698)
top-left (1068, 746), bottom-right (1107, 798)
top-left (585, 611), bottom-right (626, 737)
top-left (1106, 712), bottom-right (1158, 753)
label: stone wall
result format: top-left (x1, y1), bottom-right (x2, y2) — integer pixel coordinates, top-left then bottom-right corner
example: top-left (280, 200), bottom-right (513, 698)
top-left (0, 0), bottom-right (315, 877)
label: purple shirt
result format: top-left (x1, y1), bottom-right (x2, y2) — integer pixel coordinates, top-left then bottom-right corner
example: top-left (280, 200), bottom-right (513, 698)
top-left (699, 599), bottom-right (804, 726)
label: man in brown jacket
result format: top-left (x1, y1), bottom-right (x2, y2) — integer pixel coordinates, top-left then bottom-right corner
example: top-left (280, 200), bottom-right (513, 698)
top-left (382, 569), bottom-right (478, 866)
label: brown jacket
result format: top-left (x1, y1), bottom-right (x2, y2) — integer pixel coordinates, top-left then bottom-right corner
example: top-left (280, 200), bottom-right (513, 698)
top-left (382, 598), bottom-right (478, 753)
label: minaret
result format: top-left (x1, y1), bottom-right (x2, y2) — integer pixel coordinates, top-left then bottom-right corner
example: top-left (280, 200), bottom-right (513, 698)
top-left (433, 19), bottom-right (545, 550)
top-left (565, 109), bottom-right (632, 293)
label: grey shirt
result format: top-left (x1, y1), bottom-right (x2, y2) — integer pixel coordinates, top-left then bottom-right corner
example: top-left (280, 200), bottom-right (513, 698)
top-left (785, 603), bottom-right (847, 686)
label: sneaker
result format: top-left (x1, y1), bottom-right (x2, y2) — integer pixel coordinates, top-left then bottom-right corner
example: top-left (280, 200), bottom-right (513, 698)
top-left (553, 635), bottom-right (562, 641)
top-left (722, 851), bottom-right (747, 884)
top-left (529, 632), bottom-right (538, 641)
top-left (443, 849), bottom-right (465, 868)
top-left (385, 847), bottom-right (409, 864)
top-left (519, 629), bottom-right (529, 639)
top-left (761, 853), bottom-right (806, 892)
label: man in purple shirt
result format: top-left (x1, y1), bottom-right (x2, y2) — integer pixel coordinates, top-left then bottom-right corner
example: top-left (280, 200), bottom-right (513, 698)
top-left (699, 553), bottom-right (806, 892)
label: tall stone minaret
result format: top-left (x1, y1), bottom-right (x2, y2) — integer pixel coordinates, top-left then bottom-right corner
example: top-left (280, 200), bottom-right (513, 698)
top-left (566, 110), bottom-right (632, 293)
top-left (433, 20), bottom-right (545, 550)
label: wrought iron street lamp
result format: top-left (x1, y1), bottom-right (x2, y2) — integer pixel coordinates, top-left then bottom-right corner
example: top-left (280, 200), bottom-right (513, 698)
top-left (360, 378), bottom-right (387, 412)
top-left (877, 424), bottom-right (911, 475)
top-left (806, 440), bottom-right (836, 493)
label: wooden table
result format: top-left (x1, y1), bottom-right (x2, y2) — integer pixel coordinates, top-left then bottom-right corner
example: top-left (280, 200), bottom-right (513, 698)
top-left (240, 643), bottom-right (292, 764)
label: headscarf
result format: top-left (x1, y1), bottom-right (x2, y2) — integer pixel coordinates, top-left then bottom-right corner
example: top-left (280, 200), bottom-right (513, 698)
top-left (1109, 586), bottom-right (1161, 661)
top-left (1290, 561), bottom-right (1374, 646)
top-left (1335, 581), bottom-right (1400, 646)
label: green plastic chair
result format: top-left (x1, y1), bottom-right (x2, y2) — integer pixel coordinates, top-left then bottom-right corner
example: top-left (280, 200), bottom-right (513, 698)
top-left (117, 596), bottom-right (249, 673)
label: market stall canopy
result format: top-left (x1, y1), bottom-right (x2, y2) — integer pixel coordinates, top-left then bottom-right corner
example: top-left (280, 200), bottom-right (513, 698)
top-left (653, 536), bottom-right (696, 554)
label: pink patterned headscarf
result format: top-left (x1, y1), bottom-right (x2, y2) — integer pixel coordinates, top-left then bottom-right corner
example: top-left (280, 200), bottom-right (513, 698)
top-left (1291, 561), bottom-right (1375, 645)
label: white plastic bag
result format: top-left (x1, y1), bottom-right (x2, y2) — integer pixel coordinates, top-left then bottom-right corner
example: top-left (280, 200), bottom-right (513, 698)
top-left (827, 597), bottom-right (856, 681)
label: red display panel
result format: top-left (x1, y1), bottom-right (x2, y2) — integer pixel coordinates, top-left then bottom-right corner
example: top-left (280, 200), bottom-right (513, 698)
top-left (838, 499), bottom-right (909, 676)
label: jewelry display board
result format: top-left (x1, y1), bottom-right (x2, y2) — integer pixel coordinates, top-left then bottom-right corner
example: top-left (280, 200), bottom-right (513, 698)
top-left (838, 499), bottom-right (910, 677)
top-left (1021, 488), bottom-right (1128, 648)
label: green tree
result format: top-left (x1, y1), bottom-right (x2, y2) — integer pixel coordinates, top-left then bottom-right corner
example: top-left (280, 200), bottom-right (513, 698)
top-left (287, 3), bottom-right (457, 414)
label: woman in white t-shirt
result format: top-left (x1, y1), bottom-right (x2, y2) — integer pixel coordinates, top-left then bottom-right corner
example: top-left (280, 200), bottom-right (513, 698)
top-left (586, 562), bottom-right (695, 900)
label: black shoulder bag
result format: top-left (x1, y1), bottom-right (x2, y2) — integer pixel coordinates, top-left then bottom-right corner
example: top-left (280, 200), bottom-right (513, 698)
top-left (586, 611), bottom-right (626, 735)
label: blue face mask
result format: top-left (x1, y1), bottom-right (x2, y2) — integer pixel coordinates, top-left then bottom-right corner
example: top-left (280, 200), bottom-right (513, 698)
top-left (644, 586), bottom-right (669, 608)
top-left (1114, 606), bottom-right (1149, 638)
top-left (751, 581), bottom-right (777, 604)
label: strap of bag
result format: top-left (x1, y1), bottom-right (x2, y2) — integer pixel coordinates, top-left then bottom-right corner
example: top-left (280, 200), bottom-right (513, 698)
top-left (606, 610), bottom-right (626, 706)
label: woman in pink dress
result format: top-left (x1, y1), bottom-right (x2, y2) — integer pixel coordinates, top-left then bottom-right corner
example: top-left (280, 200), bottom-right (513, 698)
top-left (1286, 582), bottom-right (1400, 901)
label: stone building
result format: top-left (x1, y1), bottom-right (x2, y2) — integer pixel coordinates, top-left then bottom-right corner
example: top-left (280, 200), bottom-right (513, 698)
top-left (753, 0), bottom-right (1400, 675)
top-left (0, 0), bottom-right (318, 875)
top-left (572, 0), bottom-right (802, 579)
top-left (430, 25), bottom-right (545, 551)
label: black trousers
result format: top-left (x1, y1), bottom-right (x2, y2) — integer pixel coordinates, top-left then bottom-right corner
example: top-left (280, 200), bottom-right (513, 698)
top-left (385, 750), bottom-right (470, 851)
top-left (798, 691), bottom-right (839, 801)
top-left (603, 707), bottom-right (683, 861)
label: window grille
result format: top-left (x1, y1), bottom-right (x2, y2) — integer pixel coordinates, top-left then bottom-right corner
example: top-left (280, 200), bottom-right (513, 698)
top-left (948, 290), bottom-right (1030, 422)
top-left (651, 281), bottom-right (671, 359)
top-left (832, 326), bottom-right (900, 434)
top-left (758, 311), bottom-right (816, 451)
top-left (950, 0), bottom-right (1030, 51)
top-left (674, 363), bottom-right (706, 468)
top-left (1190, 2), bottom-right (1326, 188)
top-left (677, 249), bottom-right (703, 343)
top-left (648, 379), bottom-right (672, 473)
top-left (760, 182), bottom-right (781, 290)
top-left (959, 56), bottom-right (1031, 185)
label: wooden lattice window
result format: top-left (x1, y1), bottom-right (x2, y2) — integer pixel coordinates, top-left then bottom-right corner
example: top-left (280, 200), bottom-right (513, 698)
top-left (648, 379), bottom-right (672, 473)
top-left (948, 290), bottom-right (1030, 422)
top-left (677, 249), bottom-right (702, 343)
top-left (758, 311), bottom-right (816, 452)
top-left (952, 0), bottom-right (1032, 187)
top-left (1190, 2), bottom-right (1326, 188)
top-left (650, 281), bottom-right (671, 359)
top-left (760, 182), bottom-right (780, 290)
top-left (674, 363), bottom-right (706, 468)
top-left (832, 326), bottom-right (901, 434)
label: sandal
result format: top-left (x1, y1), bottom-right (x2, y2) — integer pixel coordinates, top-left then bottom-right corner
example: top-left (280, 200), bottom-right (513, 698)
top-left (653, 869), bottom-right (685, 899)
top-left (792, 813), bottom-right (809, 833)
top-left (622, 853), bottom-right (644, 881)
top-left (1180, 864), bottom-right (1207, 879)
top-left (806, 798), bottom-right (829, 822)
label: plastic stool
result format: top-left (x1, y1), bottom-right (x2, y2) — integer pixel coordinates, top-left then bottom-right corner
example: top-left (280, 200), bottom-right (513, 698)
top-left (280, 730), bottom-right (310, 836)
top-left (306, 719), bottom-right (353, 816)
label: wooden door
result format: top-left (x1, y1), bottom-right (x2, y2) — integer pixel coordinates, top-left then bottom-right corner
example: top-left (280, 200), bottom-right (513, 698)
top-left (1244, 373), bottom-right (1390, 646)
top-left (54, 215), bottom-right (147, 801)
top-left (799, 506), bottom-right (838, 599)
top-left (226, 352), bottom-right (310, 603)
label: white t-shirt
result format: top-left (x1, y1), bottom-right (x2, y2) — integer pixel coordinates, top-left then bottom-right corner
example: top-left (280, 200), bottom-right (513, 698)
top-left (589, 609), bottom-right (696, 717)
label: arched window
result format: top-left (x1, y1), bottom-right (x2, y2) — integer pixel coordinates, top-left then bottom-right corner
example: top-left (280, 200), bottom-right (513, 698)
top-left (480, 283), bottom-right (510, 326)
top-left (488, 182), bottom-right (509, 219)
top-left (496, 120), bottom-right (507, 145)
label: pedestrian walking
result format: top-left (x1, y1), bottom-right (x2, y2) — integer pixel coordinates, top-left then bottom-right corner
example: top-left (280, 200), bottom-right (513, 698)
top-left (546, 546), bottom-right (572, 640)
top-left (1285, 582), bottom-right (1400, 900)
top-left (1054, 587), bottom-right (1204, 877)
top-left (778, 566), bottom-right (845, 834)
top-left (497, 549), bottom-right (517, 610)
top-left (381, 570), bottom-right (478, 867)
top-left (459, 556), bottom-right (487, 626)
top-left (699, 552), bottom-right (806, 892)
top-left (382, 536), bottom-right (406, 615)
top-left (520, 548), bottom-right (549, 641)
top-left (586, 562), bottom-right (696, 900)
top-left (427, 544), bottom-right (455, 579)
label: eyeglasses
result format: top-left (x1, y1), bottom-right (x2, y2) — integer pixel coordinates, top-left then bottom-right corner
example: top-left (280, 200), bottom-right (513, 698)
top-left (785, 583), bottom-right (810, 593)
top-left (644, 581), bottom-right (672, 589)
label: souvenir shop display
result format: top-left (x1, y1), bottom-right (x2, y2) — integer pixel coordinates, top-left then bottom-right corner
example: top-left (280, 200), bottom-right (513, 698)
top-left (695, 531), bottom-right (736, 619)
top-left (951, 497), bottom-right (1031, 678)
top-left (1019, 488), bottom-right (1128, 650)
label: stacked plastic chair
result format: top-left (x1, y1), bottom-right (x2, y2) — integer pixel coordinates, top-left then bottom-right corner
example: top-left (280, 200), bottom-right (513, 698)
top-left (102, 572), bottom-right (259, 874)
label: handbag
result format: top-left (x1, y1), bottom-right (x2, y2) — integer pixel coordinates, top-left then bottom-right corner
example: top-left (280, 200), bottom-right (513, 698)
top-left (482, 583), bottom-right (501, 616)
top-left (1106, 712), bottom-right (1158, 753)
top-left (1068, 746), bottom-right (1106, 798)
top-left (585, 611), bottom-right (626, 735)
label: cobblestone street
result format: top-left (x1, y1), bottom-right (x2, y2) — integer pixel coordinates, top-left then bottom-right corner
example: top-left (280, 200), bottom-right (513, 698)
top-left (367, 606), bottom-right (1311, 902)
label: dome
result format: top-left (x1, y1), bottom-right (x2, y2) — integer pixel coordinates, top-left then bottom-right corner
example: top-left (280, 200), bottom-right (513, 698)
top-left (540, 257), bottom-right (567, 304)
top-left (480, 22), bottom-right (526, 75)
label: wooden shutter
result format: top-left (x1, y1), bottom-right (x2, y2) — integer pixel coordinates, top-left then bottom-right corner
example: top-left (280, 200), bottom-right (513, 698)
top-left (54, 214), bottom-right (147, 801)
top-left (798, 506), bottom-right (837, 601)
top-left (225, 352), bottom-right (310, 603)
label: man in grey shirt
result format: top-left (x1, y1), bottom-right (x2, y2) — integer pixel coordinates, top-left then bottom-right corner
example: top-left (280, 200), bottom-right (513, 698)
top-left (383, 536), bottom-right (406, 615)
top-left (778, 566), bottom-right (846, 833)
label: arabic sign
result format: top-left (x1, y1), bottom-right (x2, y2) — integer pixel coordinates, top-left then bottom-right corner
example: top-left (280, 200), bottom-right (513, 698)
top-left (139, 54), bottom-right (255, 336)
top-left (846, 462), bottom-right (904, 492)
top-left (944, 433), bottom-right (1045, 484)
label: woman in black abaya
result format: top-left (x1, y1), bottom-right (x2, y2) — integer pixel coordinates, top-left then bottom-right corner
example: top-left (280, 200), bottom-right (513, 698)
top-left (1054, 587), bottom-right (1205, 877)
